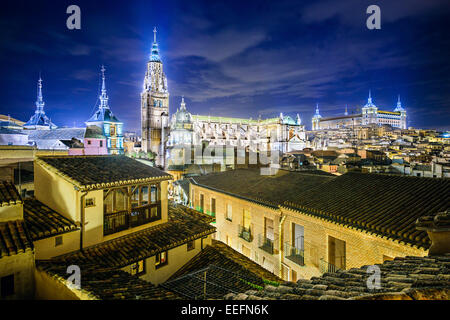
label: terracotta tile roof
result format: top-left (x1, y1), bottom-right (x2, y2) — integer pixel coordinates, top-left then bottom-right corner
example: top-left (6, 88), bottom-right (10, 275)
top-left (23, 198), bottom-right (79, 241)
top-left (162, 240), bottom-right (281, 299)
top-left (416, 209), bottom-right (450, 230)
top-left (225, 254), bottom-right (450, 300)
top-left (0, 181), bottom-right (22, 207)
top-left (36, 155), bottom-right (172, 191)
top-left (0, 220), bottom-right (33, 258)
top-left (169, 240), bottom-right (280, 282)
top-left (53, 204), bottom-right (216, 268)
top-left (190, 169), bottom-right (335, 208)
top-left (283, 172), bottom-right (450, 249)
top-left (37, 261), bottom-right (181, 300)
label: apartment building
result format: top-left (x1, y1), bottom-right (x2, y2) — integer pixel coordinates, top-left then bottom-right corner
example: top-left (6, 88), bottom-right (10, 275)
top-left (189, 169), bottom-right (449, 281)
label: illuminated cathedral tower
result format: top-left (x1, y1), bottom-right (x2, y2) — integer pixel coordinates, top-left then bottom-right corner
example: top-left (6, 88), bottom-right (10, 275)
top-left (141, 27), bottom-right (169, 167)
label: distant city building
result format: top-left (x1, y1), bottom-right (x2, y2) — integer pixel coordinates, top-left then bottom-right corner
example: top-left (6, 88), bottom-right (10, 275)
top-left (312, 91), bottom-right (407, 130)
top-left (85, 66), bottom-right (124, 154)
top-left (23, 78), bottom-right (57, 130)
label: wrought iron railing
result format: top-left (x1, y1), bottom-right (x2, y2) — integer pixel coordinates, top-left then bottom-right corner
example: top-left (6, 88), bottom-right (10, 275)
top-left (104, 202), bottom-right (161, 236)
top-left (238, 225), bottom-right (253, 242)
top-left (319, 258), bottom-right (344, 273)
top-left (285, 242), bottom-right (305, 266)
top-left (258, 234), bottom-right (278, 255)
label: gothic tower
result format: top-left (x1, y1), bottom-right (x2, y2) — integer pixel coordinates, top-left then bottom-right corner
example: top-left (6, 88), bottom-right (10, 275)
top-left (141, 27), bottom-right (169, 167)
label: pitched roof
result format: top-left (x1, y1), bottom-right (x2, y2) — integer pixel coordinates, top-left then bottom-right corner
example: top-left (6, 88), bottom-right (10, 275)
top-left (27, 128), bottom-right (86, 141)
top-left (36, 155), bottom-right (172, 190)
top-left (283, 172), bottom-right (450, 249)
top-left (169, 240), bottom-right (280, 282)
top-left (226, 254), bottom-right (450, 300)
top-left (52, 204), bottom-right (215, 268)
top-left (190, 169), bottom-right (335, 208)
top-left (162, 240), bottom-right (281, 299)
top-left (23, 198), bottom-right (79, 240)
top-left (0, 181), bottom-right (22, 206)
top-left (0, 220), bottom-right (33, 258)
top-left (37, 261), bottom-right (180, 300)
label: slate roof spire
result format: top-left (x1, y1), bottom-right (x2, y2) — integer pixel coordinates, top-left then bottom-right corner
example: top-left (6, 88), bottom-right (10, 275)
top-left (150, 26), bottom-right (161, 62)
top-left (24, 76), bottom-right (57, 129)
top-left (99, 65), bottom-right (109, 109)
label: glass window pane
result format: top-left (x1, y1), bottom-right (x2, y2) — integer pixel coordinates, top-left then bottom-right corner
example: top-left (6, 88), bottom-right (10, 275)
top-left (142, 186), bottom-right (149, 205)
top-left (131, 187), bottom-right (139, 208)
top-left (151, 186), bottom-right (157, 202)
top-left (114, 189), bottom-right (127, 212)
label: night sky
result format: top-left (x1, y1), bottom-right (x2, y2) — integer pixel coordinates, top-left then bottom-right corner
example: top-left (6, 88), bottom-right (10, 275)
top-left (1, 0), bottom-right (449, 131)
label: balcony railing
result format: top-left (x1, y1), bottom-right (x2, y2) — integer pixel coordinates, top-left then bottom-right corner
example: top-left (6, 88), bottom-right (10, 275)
top-left (319, 258), bottom-right (344, 273)
top-left (285, 242), bottom-right (305, 266)
top-left (104, 202), bottom-right (161, 236)
top-left (238, 225), bottom-right (253, 242)
top-left (258, 234), bottom-right (278, 255)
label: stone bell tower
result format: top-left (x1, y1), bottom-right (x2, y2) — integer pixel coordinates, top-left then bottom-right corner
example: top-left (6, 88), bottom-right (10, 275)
top-left (141, 27), bottom-right (169, 167)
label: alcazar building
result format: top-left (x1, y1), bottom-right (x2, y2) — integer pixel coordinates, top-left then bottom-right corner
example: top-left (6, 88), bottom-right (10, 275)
top-left (312, 91), bottom-right (407, 131)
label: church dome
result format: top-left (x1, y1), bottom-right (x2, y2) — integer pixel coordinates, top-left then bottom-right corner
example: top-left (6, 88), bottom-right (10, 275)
top-left (174, 97), bottom-right (192, 124)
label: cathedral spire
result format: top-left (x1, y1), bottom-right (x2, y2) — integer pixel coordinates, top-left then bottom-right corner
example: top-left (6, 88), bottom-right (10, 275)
top-left (150, 26), bottom-right (161, 62)
top-left (99, 65), bottom-right (109, 109)
top-left (368, 90), bottom-right (372, 104)
top-left (35, 77), bottom-right (45, 114)
top-left (345, 104), bottom-right (348, 116)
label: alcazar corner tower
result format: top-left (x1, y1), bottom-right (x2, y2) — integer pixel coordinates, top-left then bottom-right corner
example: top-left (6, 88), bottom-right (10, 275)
top-left (141, 27), bottom-right (170, 167)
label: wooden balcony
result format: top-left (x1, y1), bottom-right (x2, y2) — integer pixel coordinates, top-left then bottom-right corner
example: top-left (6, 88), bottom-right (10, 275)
top-left (104, 202), bottom-right (161, 236)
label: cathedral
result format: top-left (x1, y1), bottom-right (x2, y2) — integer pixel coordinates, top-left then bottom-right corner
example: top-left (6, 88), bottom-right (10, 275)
top-left (141, 28), bottom-right (307, 169)
top-left (312, 91), bottom-right (407, 130)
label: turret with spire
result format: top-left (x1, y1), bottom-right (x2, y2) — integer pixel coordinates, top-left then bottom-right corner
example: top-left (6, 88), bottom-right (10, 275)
top-left (24, 76), bottom-right (57, 130)
top-left (394, 95), bottom-right (405, 112)
top-left (312, 103), bottom-right (322, 130)
top-left (313, 103), bottom-right (322, 118)
top-left (86, 66), bottom-right (124, 154)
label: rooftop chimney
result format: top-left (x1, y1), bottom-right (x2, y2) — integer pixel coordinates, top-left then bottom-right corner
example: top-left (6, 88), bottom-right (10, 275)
top-left (416, 209), bottom-right (450, 256)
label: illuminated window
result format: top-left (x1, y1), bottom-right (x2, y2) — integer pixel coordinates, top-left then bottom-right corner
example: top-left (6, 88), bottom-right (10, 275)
top-left (150, 185), bottom-right (158, 202)
top-left (155, 252), bottom-right (168, 268)
top-left (243, 209), bottom-right (251, 229)
top-left (226, 204), bottom-right (232, 221)
top-left (130, 260), bottom-right (145, 276)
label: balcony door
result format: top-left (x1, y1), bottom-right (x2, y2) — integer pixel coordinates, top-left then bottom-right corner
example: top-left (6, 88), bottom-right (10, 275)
top-left (264, 217), bottom-right (274, 241)
top-left (328, 236), bottom-right (346, 270)
top-left (200, 194), bottom-right (204, 212)
top-left (292, 223), bottom-right (304, 250)
top-left (243, 209), bottom-right (251, 229)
